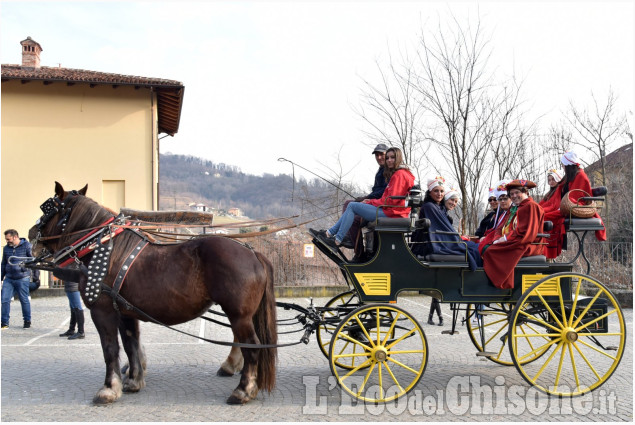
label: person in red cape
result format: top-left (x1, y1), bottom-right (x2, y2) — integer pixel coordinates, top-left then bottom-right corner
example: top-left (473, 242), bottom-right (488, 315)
top-left (538, 168), bottom-right (564, 259)
top-left (482, 179), bottom-right (545, 289)
top-left (541, 151), bottom-right (607, 259)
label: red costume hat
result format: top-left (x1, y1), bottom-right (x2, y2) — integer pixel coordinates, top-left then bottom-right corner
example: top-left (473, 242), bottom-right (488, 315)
top-left (506, 179), bottom-right (537, 190)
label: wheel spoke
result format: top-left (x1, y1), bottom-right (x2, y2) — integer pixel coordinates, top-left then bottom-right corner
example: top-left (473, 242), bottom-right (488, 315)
top-left (376, 307), bottom-right (381, 345)
top-left (388, 349), bottom-right (426, 355)
top-left (377, 362), bottom-right (383, 399)
top-left (356, 361), bottom-right (377, 397)
top-left (340, 359), bottom-right (373, 381)
top-left (517, 337), bottom-right (559, 362)
top-left (518, 309), bottom-right (561, 333)
top-left (559, 286), bottom-right (568, 332)
top-left (531, 340), bottom-right (564, 381)
top-left (354, 315), bottom-right (376, 348)
top-left (333, 352), bottom-right (372, 360)
top-left (576, 339), bottom-right (618, 361)
top-left (494, 339), bottom-right (506, 360)
top-left (337, 339), bottom-right (351, 356)
top-left (382, 312), bottom-right (401, 346)
top-left (571, 289), bottom-right (603, 329)
top-left (386, 356), bottom-right (419, 375)
top-left (568, 277), bottom-right (583, 327)
top-left (513, 333), bottom-right (560, 338)
top-left (572, 341), bottom-right (602, 380)
top-left (482, 320), bottom-right (507, 347)
top-left (385, 328), bottom-right (416, 350)
top-left (568, 342), bottom-right (580, 389)
top-left (382, 361), bottom-right (405, 393)
top-left (337, 332), bottom-right (372, 352)
top-left (535, 291), bottom-right (565, 330)
top-left (575, 309), bottom-right (616, 333)
top-left (554, 340), bottom-right (567, 387)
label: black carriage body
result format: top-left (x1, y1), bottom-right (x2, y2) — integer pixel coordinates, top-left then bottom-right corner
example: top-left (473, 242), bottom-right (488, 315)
top-left (316, 226), bottom-right (573, 304)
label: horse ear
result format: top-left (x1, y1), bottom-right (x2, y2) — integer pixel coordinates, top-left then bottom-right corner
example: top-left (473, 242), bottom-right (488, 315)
top-left (54, 181), bottom-right (65, 198)
top-left (78, 184), bottom-right (88, 196)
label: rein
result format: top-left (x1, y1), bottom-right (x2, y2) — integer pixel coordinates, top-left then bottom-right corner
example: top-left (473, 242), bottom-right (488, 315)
top-left (103, 287), bottom-right (311, 348)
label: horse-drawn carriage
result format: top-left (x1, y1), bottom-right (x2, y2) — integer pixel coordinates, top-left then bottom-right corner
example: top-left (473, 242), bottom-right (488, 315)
top-left (19, 182), bottom-right (625, 406)
top-left (307, 185), bottom-right (626, 403)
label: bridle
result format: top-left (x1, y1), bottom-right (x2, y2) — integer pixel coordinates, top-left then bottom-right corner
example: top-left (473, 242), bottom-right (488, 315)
top-left (34, 190), bottom-right (82, 246)
top-left (32, 191), bottom-right (122, 267)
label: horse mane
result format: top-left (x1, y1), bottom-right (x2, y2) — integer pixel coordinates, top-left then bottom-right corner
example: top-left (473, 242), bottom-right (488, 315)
top-left (62, 195), bottom-right (141, 272)
top-left (59, 195), bottom-right (115, 248)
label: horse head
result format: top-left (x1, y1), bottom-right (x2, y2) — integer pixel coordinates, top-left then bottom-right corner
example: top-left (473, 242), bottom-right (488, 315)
top-left (28, 181), bottom-right (107, 257)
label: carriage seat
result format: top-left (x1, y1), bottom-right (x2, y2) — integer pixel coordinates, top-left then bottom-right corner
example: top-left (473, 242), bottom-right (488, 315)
top-left (418, 253), bottom-right (467, 262)
top-left (564, 218), bottom-right (604, 232)
top-left (518, 255), bottom-right (546, 263)
top-left (367, 217), bottom-right (430, 232)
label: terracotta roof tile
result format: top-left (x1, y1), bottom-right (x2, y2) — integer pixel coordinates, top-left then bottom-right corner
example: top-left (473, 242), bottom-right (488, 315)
top-left (1, 64), bottom-right (182, 87)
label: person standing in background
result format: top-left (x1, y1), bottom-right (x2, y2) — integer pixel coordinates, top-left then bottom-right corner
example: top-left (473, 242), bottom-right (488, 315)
top-left (1, 229), bottom-right (33, 329)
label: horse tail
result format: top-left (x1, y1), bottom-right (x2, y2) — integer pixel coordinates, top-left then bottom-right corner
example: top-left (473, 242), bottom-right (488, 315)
top-left (253, 251), bottom-right (278, 392)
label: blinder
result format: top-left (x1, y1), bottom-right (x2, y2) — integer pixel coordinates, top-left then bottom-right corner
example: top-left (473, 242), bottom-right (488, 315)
top-left (36, 190), bottom-right (80, 231)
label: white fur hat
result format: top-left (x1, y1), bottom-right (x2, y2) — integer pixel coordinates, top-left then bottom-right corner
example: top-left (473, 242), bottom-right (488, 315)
top-left (561, 151), bottom-right (580, 166)
top-left (427, 176), bottom-right (445, 191)
top-left (547, 168), bottom-right (563, 182)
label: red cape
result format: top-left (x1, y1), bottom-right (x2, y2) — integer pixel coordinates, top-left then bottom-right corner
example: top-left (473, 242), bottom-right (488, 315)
top-left (483, 197), bottom-right (544, 289)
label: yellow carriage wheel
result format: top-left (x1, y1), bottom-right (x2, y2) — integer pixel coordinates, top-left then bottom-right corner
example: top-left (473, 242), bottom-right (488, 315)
top-left (316, 291), bottom-right (362, 369)
top-left (509, 272), bottom-right (626, 396)
top-left (466, 303), bottom-right (550, 366)
top-left (329, 304), bottom-right (428, 403)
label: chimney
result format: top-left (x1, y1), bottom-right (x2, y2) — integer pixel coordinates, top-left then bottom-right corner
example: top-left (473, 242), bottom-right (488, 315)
top-left (20, 36), bottom-right (43, 68)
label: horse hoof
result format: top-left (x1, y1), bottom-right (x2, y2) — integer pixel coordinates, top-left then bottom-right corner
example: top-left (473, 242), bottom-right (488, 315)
top-left (123, 378), bottom-right (145, 393)
top-left (121, 364), bottom-right (129, 376)
top-left (217, 366), bottom-right (234, 377)
top-left (226, 389), bottom-right (250, 405)
top-left (93, 388), bottom-right (121, 405)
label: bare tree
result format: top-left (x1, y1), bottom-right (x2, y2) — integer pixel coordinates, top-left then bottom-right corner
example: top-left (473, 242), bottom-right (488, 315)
top-left (567, 89), bottom-right (628, 182)
top-left (566, 89), bottom-right (630, 237)
top-left (413, 14), bottom-right (526, 233)
top-left (355, 50), bottom-right (430, 180)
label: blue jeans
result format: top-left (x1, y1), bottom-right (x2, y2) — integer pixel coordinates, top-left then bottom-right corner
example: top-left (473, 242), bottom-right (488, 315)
top-left (328, 202), bottom-right (387, 243)
top-left (65, 290), bottom-right (83, 310)
top-left (1, 277), bottom-right (31, 325)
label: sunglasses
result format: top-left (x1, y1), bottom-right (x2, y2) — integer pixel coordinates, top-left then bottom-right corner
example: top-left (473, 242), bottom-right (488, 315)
top-left (488, 198), bottom-right (497, 202)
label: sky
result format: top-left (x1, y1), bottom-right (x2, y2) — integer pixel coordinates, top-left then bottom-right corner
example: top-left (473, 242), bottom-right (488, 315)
top-left (1, 1), bottom-right (633, 190)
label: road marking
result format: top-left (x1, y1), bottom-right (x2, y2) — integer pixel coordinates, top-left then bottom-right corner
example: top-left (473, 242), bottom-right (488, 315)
top-left (3, 342), bottom-right (205, 348)
top-left (198, 317), bottom-right (206, 343)
top-left (24, 318), bottom-right (70, 346)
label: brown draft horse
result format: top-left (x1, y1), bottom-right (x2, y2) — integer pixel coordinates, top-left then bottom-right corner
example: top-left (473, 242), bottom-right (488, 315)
top-left (28, 182), bottom-right (277, 405)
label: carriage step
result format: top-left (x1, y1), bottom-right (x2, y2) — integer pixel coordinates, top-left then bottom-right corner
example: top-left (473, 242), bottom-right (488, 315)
top-left (441, 330), bottom-right (459, 335)
top-left (476, 351), bottom-right (498, 357)
top-left (606, 346), bottom-right (618, 351)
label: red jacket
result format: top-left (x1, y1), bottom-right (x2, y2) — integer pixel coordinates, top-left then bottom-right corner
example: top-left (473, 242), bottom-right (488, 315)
top-left (367, 167), bottom-right (415, 218)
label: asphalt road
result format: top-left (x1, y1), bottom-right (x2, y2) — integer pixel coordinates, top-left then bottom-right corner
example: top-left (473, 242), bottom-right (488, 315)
top-left (1, 295), bottom-right (632, 422)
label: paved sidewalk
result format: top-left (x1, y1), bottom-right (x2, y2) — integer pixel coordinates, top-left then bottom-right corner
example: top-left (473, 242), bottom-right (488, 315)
top-left (1, 296), bottom-right (632, 422)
